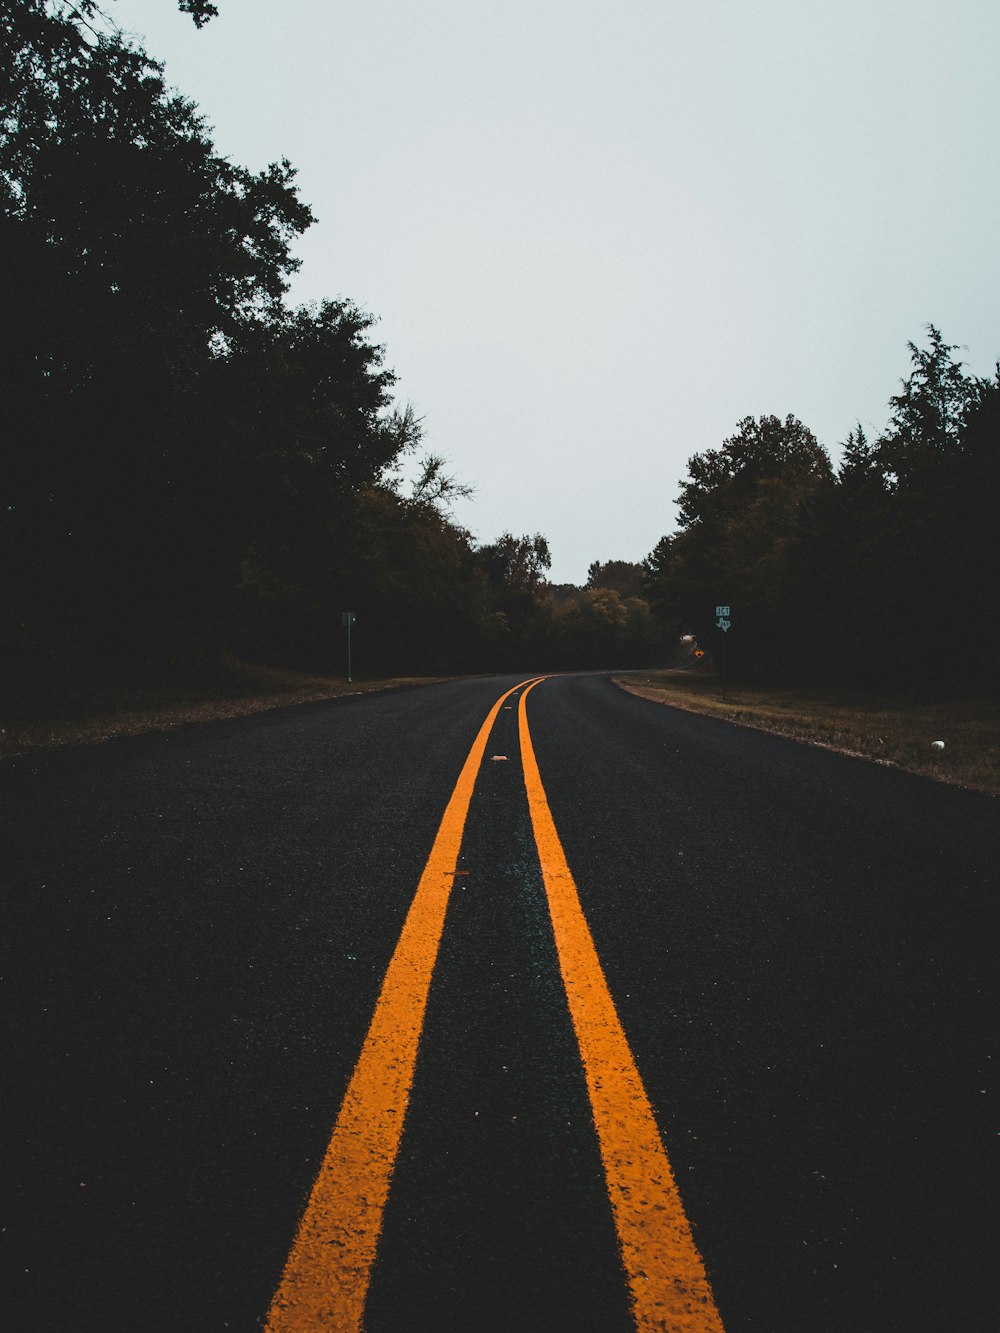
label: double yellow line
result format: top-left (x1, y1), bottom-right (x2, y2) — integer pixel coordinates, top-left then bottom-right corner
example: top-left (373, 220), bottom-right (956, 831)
top-left (267, 679), bottom-right (724, 1331)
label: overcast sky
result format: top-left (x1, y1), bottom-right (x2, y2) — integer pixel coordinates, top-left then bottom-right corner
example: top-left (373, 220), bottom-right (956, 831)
top-left (112, 0), bottom-right (999, 584)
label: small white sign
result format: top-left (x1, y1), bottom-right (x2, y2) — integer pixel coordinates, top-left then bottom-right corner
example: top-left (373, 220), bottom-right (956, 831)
top-left (715, 605), bottom-right (730, 616)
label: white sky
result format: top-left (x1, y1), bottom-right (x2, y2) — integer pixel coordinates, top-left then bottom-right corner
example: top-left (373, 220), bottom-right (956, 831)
top-left (111, 0), bottom-right (999, 584)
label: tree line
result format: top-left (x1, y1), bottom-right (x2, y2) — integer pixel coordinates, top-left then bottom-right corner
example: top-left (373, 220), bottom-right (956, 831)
top-left (1, 1), bottom-right (670, 710)
top-left (643, 327), bottom-right (1000, 694)
top-left (4, 4), bottom-right (994, 707)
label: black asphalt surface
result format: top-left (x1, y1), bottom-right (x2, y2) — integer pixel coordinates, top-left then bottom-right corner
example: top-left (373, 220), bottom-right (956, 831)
top-left (3, 672), bottom-right (997, 1331)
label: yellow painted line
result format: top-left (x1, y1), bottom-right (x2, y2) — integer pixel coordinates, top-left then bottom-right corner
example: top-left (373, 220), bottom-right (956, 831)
top-left (266, 678), bottom-right (541, 1332)
top-left (519, 680), bottom-right (725, 1332)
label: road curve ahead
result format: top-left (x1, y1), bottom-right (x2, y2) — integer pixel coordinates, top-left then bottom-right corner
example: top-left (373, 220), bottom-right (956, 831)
top-left (3, 673), bottom-right (997, 1331)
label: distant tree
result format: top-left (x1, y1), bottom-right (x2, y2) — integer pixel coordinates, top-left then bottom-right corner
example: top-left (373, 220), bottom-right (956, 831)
top-left (782, 330), bottom-right (996, 692)
top-left (834, 330), bottom-right (999, 690)
top-left (643, 331), bottom-right (999, 693)
top-left (536, 584), bottom-right (667, 670)
top-left (586, 559), bottom-right (646, 600)
top-left (645, 415), bottom-right (832, 679)
top-left (876, 325), bottom-right (976, 484)
top-left (642, 534), bottom-right (679, 617)
top-left (675, 414), bottom-right (831, 529)
top-left (954, 373), bottom-right (1000, 686)
top-left (213, 300), bottom-right (418, 655)
top-left (544, 582), bottom-right (585, 606)
top-left (467, 533), bottom-right (552, 667)
top-left (335, 486), bottom-right (488, 673)
top-left (477, 532), bottom-right (551, 593)
top-left (838, 423), bottom-right (875, 478)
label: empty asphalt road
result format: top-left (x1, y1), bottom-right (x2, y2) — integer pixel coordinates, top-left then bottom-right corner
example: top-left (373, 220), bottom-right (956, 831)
top-left (3, 673), bottom-right (997, 1330)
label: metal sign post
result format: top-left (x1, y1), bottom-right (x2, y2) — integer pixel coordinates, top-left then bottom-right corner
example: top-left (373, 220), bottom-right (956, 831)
top-left (715, 605), bottom-right (731, 700)
top-left (341, 611), bottom-right (356, 682)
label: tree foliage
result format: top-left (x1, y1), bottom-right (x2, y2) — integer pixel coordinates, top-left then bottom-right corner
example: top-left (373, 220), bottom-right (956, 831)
top-left (176, 0), bottom-right (219, 26)
top-left (644, 329), bottom-right (999, 693)
top-left (645, 415), bottom-right (833, 678)
top-left (5, 8), bottom-right (991, 700)
top-left (477, 532), bottom-right (551, 593)
top-left (1, 3), bottom-right (448, 693)
top-left (586, 559), bottom-right (646, 600)
top-left (823, 328), bottom-right (1000, 690)
top-left (0, 2), bottom-right (670, 701)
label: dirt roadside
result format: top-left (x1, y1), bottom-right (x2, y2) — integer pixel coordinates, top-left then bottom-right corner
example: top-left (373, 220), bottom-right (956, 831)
top-left (615, 672), bottom-right (999, 797)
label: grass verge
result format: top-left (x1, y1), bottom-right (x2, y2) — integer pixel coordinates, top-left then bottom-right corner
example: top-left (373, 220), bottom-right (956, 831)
top-left (616, 671), bottom-right (999, 797)
top-left (1, 658), bottom-right (443, 760)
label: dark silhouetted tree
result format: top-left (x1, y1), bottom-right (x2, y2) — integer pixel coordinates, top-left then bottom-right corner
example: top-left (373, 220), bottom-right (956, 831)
top-left (586, 559), bottom-right (646, 600)
top-left (645, 331), bottom-right (999, 693)
top-left (645, 415), bottom-right (832, 678)
top-left (826, 329), bottom-right (998, 689)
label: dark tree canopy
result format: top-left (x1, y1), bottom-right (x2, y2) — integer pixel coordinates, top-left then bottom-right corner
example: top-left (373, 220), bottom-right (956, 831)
top-left (645, 415), bottom-right (832, 672)
top-left (586, 559), bottom-right (646, 600)
top-left (4, 9), bottom-right (994, 701)
top-left (477, 532), bottom-right (552, 593)
top-left (676, 414), bottom-right (832, 530)
top-left (0, 0), bottom-right (421, 690)
top-left (827, 328), bottom-right (1000, 690)
top-left (643, 331), bottom-right (999, 693)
